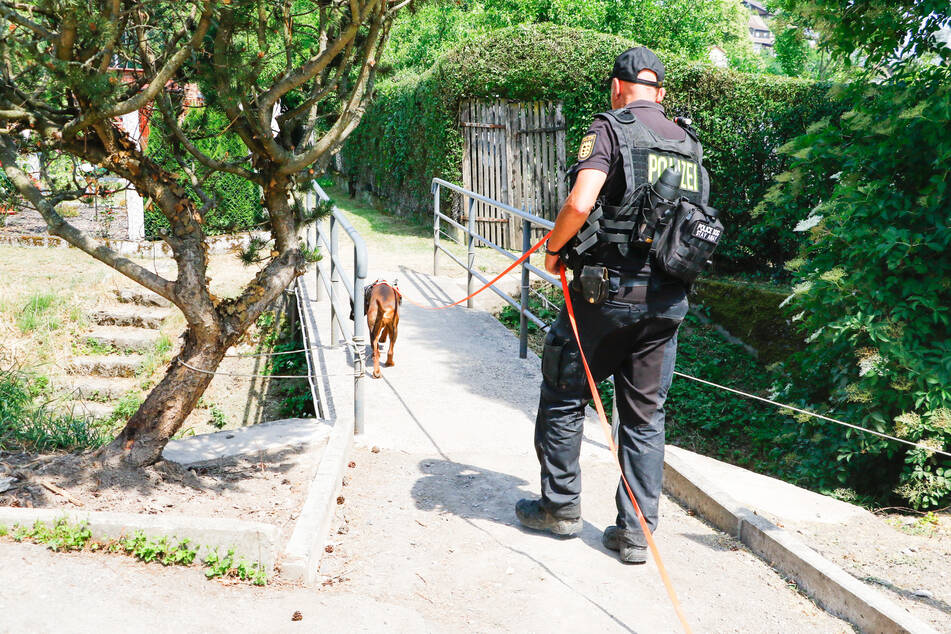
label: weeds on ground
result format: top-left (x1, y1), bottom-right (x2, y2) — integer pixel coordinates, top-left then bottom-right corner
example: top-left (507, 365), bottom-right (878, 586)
top-left (208, 404), bottom-right (227, 429)
top-left (255, 310), bottom-right (315, 419)
top-left (204, 547), bottom-right (268, 585)
top-left (1, 519), bottom-right (267, 585)
top-left (0, 367), bottom-right (108, 451)
top-left (105, 391), bottom-right (142, 427)
top-left (73, 338), bottom-right (118, 356)
top-left (886, 511), bottom-right (943, 538)
top-left (137, 333), bottom-right (173, 386)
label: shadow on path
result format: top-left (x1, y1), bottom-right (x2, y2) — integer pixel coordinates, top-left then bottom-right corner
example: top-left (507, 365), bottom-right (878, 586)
top-left (377, 374), bottom-right (636, 632)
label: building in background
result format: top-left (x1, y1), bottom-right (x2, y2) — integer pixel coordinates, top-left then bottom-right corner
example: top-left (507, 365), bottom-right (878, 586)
top-left (708, 45), bottom-right (730, 68)
top-left (742, 0), bottom-right (776, 50)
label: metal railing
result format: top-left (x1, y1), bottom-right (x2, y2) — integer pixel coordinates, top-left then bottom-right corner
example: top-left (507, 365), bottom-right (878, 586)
top-left (431, 178), bottom-right (558, 358)
top-left (307, 182), bottom-right (368, 434)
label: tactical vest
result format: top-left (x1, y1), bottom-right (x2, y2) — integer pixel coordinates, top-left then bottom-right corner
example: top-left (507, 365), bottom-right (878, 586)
top-left (566, 108), bottom-right (707, 266)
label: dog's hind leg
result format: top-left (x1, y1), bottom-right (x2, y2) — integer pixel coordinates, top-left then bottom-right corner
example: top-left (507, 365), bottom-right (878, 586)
top-left (369, 299), bottom-right (384, 378)
top-left (385, 313), bottom-right (398, 367)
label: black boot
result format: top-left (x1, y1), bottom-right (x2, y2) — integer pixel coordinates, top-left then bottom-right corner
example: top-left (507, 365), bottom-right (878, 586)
top-left (602, 525), bottom-right (648, 564)
top-left (515, 498), bottom-right (582, 537)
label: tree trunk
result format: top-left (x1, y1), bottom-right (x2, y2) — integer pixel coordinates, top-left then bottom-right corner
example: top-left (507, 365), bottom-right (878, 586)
top-left (99, 327), bottom-right (229, 467)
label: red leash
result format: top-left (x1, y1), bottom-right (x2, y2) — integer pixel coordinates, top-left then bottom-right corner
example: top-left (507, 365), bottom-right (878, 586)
top-left (560, 265), bottom-right (693, 634)
top-left (394, 231), bottom-right (553, 310)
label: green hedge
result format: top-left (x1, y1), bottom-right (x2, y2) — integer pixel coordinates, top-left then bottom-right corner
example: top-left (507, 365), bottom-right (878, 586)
top-left (343, 24), bottom-right (843, 274)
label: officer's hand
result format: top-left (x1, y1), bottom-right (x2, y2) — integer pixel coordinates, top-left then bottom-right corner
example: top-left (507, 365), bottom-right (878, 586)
top-left (545, 253), bottom-right (562, 275)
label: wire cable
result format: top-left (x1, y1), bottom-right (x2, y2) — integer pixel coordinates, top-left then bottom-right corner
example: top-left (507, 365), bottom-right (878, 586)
top-left (178, 359), bottom-right (352, 379)
top-left (222, 345), bottom-right (335, 358)
top-left (672, 371), bottom-right (951, 459)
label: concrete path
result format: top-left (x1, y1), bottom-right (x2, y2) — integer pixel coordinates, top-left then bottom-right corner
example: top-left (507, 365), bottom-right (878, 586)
top-left (307, 255), bottom-right (851, 631)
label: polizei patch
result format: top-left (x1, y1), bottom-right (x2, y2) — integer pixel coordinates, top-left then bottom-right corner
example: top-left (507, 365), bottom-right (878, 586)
top-left (691, 222), bottom-right (721, 244)
top-left (578, 133), bottom-right (596, 160)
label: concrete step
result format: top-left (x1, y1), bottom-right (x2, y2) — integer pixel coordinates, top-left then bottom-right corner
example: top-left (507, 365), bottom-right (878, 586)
top-left (67, 355), bottom-right (143, 378)
top-left (63, 401), bottom-right (114, 421)
top-left (113, 288), bottom-right (172, 308)
top-left (84, 326), bottom-right (160, 353)
top-left (62, 377), bottom-right (137, 402)
top-left (89, 306), bottom-right (169, 329)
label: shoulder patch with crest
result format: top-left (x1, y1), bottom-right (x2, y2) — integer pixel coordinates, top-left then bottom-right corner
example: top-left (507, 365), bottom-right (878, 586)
top-left (577, 133), bottom-right (596, 161)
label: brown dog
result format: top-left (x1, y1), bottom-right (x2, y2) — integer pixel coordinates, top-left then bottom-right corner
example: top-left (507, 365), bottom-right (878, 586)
top-left (364, 280), bottom-right (401, 378)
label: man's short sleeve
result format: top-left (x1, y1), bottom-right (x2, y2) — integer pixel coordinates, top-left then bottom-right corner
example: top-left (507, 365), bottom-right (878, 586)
top-left (573, 118), bottom-right (615, 174)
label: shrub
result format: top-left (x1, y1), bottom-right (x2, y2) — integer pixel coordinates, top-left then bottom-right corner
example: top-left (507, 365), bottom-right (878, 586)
top-left (759, 65), bottom-right (951, 509)
top-left (0, 368), bottom-right (108, 452)
top-left (343, 24), bottom-right (843, 275)
top-left (144, 108), bottom-right (267, 239)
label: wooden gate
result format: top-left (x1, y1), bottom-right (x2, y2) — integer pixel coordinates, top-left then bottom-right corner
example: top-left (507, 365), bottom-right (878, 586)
top-left (460, 99), bottom-right (567, 249)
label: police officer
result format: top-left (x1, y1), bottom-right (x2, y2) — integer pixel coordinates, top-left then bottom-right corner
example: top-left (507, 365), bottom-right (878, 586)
top-left (515, 47), bottom-right (709, 564)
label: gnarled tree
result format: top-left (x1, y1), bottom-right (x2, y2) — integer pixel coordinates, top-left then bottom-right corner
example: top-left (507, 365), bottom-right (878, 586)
top-left (0, 0), bottom-right (407, 466)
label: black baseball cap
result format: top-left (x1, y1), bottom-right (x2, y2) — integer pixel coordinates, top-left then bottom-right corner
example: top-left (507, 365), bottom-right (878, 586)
top-left (611, 47), bottom-right (665, 87)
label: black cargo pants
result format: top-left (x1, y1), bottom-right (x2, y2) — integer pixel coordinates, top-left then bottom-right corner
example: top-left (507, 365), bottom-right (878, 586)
top-left (534, 271), bottom-right (687, 544)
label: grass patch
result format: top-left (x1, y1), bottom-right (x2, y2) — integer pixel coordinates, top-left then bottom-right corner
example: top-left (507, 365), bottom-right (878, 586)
top-left (16, 291), bottom-right (62, 333)
top-left (105, 391), bottom-right (142, 427)
top-left (137, 333), bottom-right (173, 386)
top-left (2, 518), bottom-right (267, 585)
top-left (0, 367), bottom-right (108, 451)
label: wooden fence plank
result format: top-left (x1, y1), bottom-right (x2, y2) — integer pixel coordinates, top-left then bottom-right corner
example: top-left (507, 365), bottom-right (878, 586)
top-left (460, 98), bottom-right (566, 249)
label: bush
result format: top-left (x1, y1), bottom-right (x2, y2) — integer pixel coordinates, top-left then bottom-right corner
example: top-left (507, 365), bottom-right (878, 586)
top-left (343, 24), bottom-right (843, 274)
top-left (144, 108), bottom-right (267, 239)
top-left (759, 65), bottom-right (951, 509)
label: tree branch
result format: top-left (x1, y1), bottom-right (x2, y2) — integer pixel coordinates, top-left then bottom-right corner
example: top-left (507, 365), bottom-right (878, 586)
top-left (156, 94), bottom-right (260, 183)
top-left (0, 135), bottom-right (175, 301)
top-left (62, 0), bottom-right (214, 138)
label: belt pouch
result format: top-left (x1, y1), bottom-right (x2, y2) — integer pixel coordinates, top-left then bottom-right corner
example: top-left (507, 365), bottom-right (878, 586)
top-left (576, 265), bottom-right (608, 305)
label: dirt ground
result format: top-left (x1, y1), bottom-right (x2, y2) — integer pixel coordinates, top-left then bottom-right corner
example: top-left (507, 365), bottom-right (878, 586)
top-left (0, 441), bottom-right (324, 542)
top-left (1, 196), bottom-right (130, 240)
top-left (773, 509), bottom-right (951, 632)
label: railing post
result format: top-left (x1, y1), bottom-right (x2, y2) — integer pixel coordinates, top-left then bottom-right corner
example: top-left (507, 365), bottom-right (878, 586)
top-left (313, 195), bottom-right (326, 303)
top-left (519, 217), bottom-right (531, 359)
top-left (466, 196), bottom-right (476, 309)
top-left (352, 247), bottom-right (367, 435)
top-left (433, 183), bottom-right (441, 276)
top-left (330, 215), bottom-right (343, 344)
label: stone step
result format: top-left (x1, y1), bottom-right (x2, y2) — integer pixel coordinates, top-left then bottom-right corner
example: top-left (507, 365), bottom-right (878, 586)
top-left (84, 326), bottom-right (160, 353)
top-left (89, 306), bottom-right (169, 329)
top-left (67, 355), bottom-right (143, 378)
top-left (113, 288), bottom-right (172, 308)
top-left (62, 377), bottom-right (137, 402)
top-left (63, 401), bottom-right (114, 421)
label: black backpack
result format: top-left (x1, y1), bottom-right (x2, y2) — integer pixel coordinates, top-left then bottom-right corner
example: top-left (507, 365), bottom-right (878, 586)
top-left (652, 199), bottom-right (723, 285)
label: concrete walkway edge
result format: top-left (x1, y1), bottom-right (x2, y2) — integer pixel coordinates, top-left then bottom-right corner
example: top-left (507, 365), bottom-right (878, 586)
top-left (663, 450), bottom-right (938, 634)
top-left (280, 274), bottom-right (356, 584)
top-left (279, 408), bottom-right (353, 583)
top-left (0, 507), bottom-right (280, 571)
